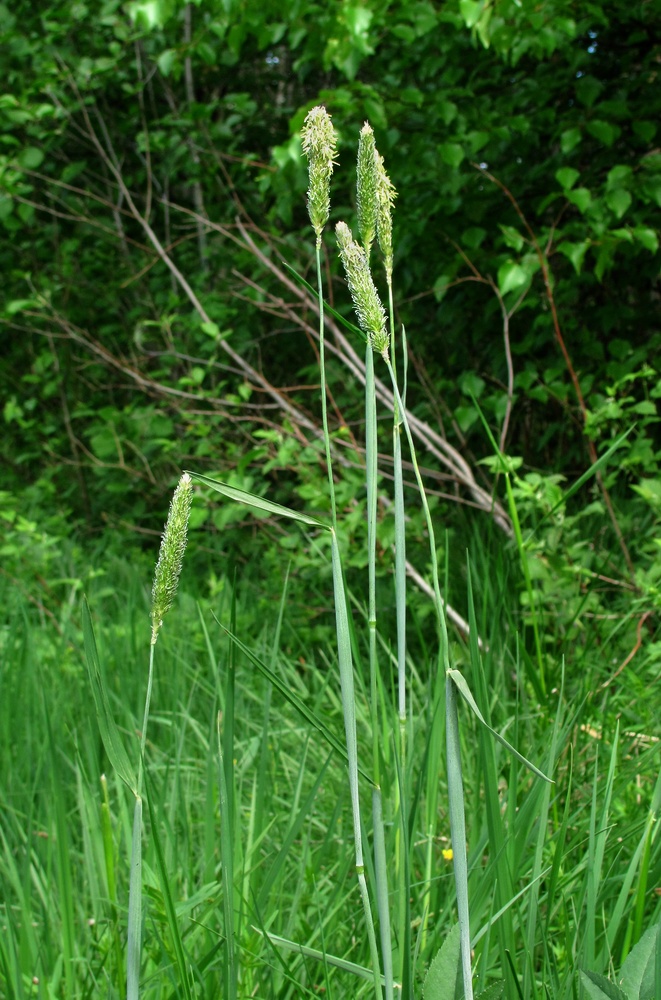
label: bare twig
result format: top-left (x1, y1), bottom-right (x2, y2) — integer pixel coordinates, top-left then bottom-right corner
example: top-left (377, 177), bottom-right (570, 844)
top-left (474, 164), bottom-right (635, 580)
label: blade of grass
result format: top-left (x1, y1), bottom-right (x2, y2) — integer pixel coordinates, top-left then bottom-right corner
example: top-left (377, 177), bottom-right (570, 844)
top-left (212, 615), bottom-right (374, 785)
top-left (216, 712), bottom-right (237, 1000)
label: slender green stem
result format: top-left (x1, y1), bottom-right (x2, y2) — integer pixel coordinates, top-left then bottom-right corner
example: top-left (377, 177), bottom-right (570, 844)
top-left (365, 344), bottom-right (394, 999)
top-left (365, 345), bottom-right (380, 785)
top-left (330, 530), bottom-right (383, 1000)
top-left (127, 638), bottom-right (157, 1000)
top-left (137, 642), bottom-right (155, 797)
top-left (383, 355), bottom-right (473, 999)
top-left (126, 796), bottom-right (143, 1000)
top-left (383, 360), bottom-right (449, 665)
top-left (446, 675), bottom-right (473, 1000)
top-left (388, 307), bottom-right (409, 993)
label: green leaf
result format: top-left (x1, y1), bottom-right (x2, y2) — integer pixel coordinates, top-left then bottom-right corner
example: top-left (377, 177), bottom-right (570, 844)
top-left (18, 146), bottom-right (44, 169)
top-left (561, 127), bottom-right (582, 153)
top-left (439, 142), bottom-right (465, 168)
top-left (607, 165), bottom-right (633, 190)
top-left (606, 189), bottom-right (632, 219)
top-left (497, 260), bottom-right (528, 296)
top-left (557, 240), bottom-right (590, 275)
top-left (555, 167), bottom-right (580, 190)
top-left (475, 985), bottom-right (505, 999)
top-left (458, 0), bottom-right (484, 29)
top-left (579, 970), bottom-right (628, 1000)
top-left (189, 471), bottom-right (329, 529)
top-left (433, 274), bottom-right (452, 301)
top-left (633, 227), bottom-right (659, 253)
top-left (576, 75), bottom-right (603, 108)
top-left (566, 187), bottom-right (592, 213)
top-left (587, 120), bottom-right (621, 147)
top-left (447, 669), bottom-right (553, 782)
top-left (498, 224), bottom-right (525, 251)
top-left (200, 320), bottom-right (220, 338)
top-left (423, 923), bottom-right (462, 1000)
top-left (619, 923), bottom-right (659, 1000)
top-left (156, 48), bottom-right (177, 76)
top-left (82, 598), bottom-right (137, 795)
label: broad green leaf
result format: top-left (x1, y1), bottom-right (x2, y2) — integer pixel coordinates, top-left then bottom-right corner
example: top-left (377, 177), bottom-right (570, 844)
top-left (82, 598), bottom-right (137, 795)
top-left (434, 274), bottom-right (452, 301)
top-left (579, 970), bottom-right (628, 1000)
top-left (439, 142), bottom-right (465, 168)
top-left (200, 320), bottom-right (220, 338)
top-left (18, 146), bottom-right (44, 169)
top-left (555, 167), bottom-right (580, 190)
top-left (566, 187), bottom-right (592, 213)
top-left (561, 127), bottom-right (582, 153)
top-left (447, 669), bottom-right (553, 783)
top-left (587, 120), bottom-right (621, 147)
top-left (156, 48), bottom-right (177, 76)
top-left (606, 189), bottom-right (632, 219)
top-left (498, 224), bottom-right (524, 251)
top-left (557, 240), bottom-right (590, 275)
top-left (189, 471), bottom-right (329, 529)
top-left (607, 165), bottom-right (633, 190)
top-left (619, 923), bottom-right (659, 1000)
top-left (576, 75), bottom-right (603, 108)
top-left (497, 260), bottom-right (528, 296)
top-left (633, 227), bottom-right (659, 253)
top-left (611, 228), bottom-right (634, 242)
top-left (126, 0), bottom-right (173, 31)
top-left (476, 984), bottom-right (505, 999)
top-left (459, 0), bottom-right (484, 29)
top-left (423, 923), bottom-right (462, 1000)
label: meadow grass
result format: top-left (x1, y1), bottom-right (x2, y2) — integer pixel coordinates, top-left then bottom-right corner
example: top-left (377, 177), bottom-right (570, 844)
top-left (1, 111), bottom-right (660, 999)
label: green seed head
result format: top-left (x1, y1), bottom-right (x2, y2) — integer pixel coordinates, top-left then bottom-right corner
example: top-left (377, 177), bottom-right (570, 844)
top-left (150, 473), bottom-right (193, 645)
top-left (335, 221), bottom-right (388, 359)
top-left (301, 105), bottom-right (338, 248)
top-left (375, 151), bottom-right (397, 281)
top-left (357, 123), bottom-right (377, 258)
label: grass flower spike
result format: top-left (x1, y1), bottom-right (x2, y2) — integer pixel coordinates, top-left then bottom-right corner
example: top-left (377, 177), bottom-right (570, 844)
top-left (335, 221), bottom-right (388, 359)
top-left (301, 105), bottom-right (338, 247)
top-left (357, 123), bottom-right (378, 257)
top-left (150, 472), bottom-right (193, 644)
top-left (376, 152), bottom-right (397, 282)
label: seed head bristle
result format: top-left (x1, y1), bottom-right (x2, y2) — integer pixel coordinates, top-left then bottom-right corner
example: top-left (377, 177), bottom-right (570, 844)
top-left (335, 221), bottom-right (388, 359)
top-left (375, 152), bottom-right (397, 281)
top-left (357, 123), bottom-right (377, 258)
top-left (150, 473), bottom-right (193, 645)
top-left (301, 106), bottom-right (338, 247)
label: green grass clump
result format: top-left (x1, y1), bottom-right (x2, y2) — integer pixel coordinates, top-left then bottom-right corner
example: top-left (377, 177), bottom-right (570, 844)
top-left (1, 111), bottom-right (659, 1000)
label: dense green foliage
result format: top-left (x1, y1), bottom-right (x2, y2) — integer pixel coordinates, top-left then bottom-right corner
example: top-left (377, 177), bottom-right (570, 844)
top-left (1, 1), bottom-right (660, 997)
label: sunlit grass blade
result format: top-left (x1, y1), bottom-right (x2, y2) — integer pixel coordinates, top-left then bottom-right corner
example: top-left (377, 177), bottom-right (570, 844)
top-left (216, 712), bottom-right (237, 1000)
top-left (44, 701), bottom-right (76, 999)
top-left (212, 616), bottom-right (374, 785)
top-left (446, 673), bottom-right (473, 1000)
top-left (142, 769), bottom-right (195, 1000)
top-left (82, 597), bottom-right (137, 795)
top-left (126, 795), bottom-right (143, 1000)
top-left (447, 669), bottom-right (552, 783)
top-left (255, 929), bottom-right (386, 984)
top-left (257, 752), bottom-right (333, 912)
top-left (188, 472), bottom-right (328, 528)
